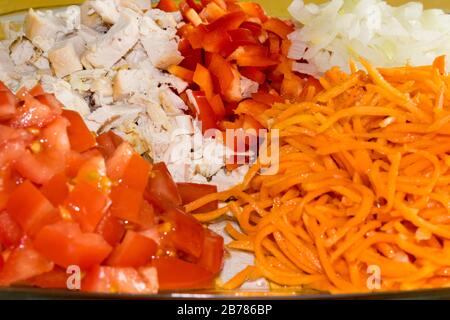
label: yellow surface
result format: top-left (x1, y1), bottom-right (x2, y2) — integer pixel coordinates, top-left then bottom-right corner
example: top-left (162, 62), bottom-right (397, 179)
top-left (0, 0), bottom-right (449, 16)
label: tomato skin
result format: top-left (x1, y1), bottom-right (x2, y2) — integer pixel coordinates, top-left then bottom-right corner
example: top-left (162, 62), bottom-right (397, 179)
top-left (177, 183), bottom-right (218, 213)
top-left (0, 90), bottom-right (17, 121)
top-left (106, 142), bottom-right (134, 181)
top-left (110, 185), bottom-right (143, 223)
top-left (120, 154), bottom-right (151, 193)
top-left (107, 230), bottom-right (157, 268)
top-left (82, 266), bottom-right (158, 294)
top-left (0, 211), bottom-right (23, 248)
top-left (27, 267), bottom-right (68, 289)
top-left (40, 173), bottom-right (69, 207)
top-left (10, 95), bottom-right (58, 129)
top-left (165, 208), bottom-right (205, 259)
top-left (0, 242), bottom-right (54, 286)
top-left (64, 181), bottom-right (111, 233)
top-left (197, 229), bottom-right (224, 274)
top-left (6, 180), bottom-right (59, 236)
top-left (152, 257), bottom-right (214, 291)
top-left (144, 162), bottom-right (182, 211)
top-left (34, 221), bottom-right (112, 270)
top-left (62, 110), bottom-right (96, 153)
top-left (95, 212), bottom-right (125, 247)
top-left (96, 131), bottom-right (123, 160)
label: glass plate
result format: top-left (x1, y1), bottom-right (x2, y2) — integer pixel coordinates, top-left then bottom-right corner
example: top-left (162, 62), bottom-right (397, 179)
top-left (0, 0), bottom-right (449, 300)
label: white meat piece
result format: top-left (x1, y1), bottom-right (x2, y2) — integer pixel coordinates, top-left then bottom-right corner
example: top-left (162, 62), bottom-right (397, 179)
top-left (159, 87), bottom-right (188, 115)
top-left (146, 9), bottom-right (181, 30)
top-left (210, 165), bottom-right (250, 192)
top-left (140, 15), bottom-right (183, 69)
top-left (9, 38), bottom-right (35, 66)
top-left (48, 40), bottom-right (83, 78)
top-left (139, 60), bottom-right (187, 93)
top-left (24, 8), bottom-right (79, 52)
top-left (112, 69), bottom-right (151, 100)
top-left (89, 0), bottom-right (121, 24)
top-left (119, 0), bottom-right (152, 13)
top-left (83, 8), bottom-right (140, 69)
top-left (0, 45), bottom-right (17, 89)
top-left (124, 43), bottom-right (148, 68)
top-left (31, 56), bottom-right (50, 70)
top-left (240, 76), bottom-right (259, 99)
top-left (40, 75), bottom-right (90, 116)
top-left (91, 77), bottom-right (114, 106)
top-left (55, 5), bottom-right (81, 33)
top-left (80, 1), bottom-right (105, 31)
top-left (78, 25), bottom-right (101, 45)
top-left (85, 103), bottom-right (144, 132)
top-left (173, 115), bottom-right (195, 135)
top-left (192, 138), bottom-right (226, 178)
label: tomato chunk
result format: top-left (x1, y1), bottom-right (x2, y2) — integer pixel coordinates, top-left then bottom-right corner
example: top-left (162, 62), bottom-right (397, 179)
top-left (121, 154), bottom-right (151, 193)
top-left (197, 229), bottom-right (224, 274)
top-left (28, 267), bottom-right (68, 289)
top-left (95, 212), bottom-right (125, 247)
top-left (0, 242), bottom-right (53, 286)
top-left (107, 230), bottom-right (157, 268)
top-left (165, 208), bottom-right (205, 259)
top-left (0, 90), bottom-right (17, 121)
top-left (110, 185), bottom-right (143, 223)
top-left (152, 257), bottom-right (214, 291)
top-left (62, 110), bottom-right (96, 153)
top-left (34, 221), bottom-right (112, 269)
top-left (10, 95), bottom-right (57, 128)
top-left (96, 131), bottom-right (123, 159)
top-left (145, 162), bottom-right (182, 210)
top-left (7, 180), bottom-right (58, 235)
top-left (0, 211), bottom-right (23, 248)
top-left (177, 183), bottom-right (218, 213)
top-left (41, 173), bottom-right (69, 207)
top-left (82, 266), bottom-right (158, 294)
top-left (106, 142), bottom-right (134, 181)
top-left (64, 181), bottom-right (111, 232)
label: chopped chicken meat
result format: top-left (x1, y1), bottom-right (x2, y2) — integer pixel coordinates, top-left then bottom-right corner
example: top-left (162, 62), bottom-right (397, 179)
top-left (83, 8), bottom-right (140, 69)
top-left (48, 40), bottom-right (84, 78)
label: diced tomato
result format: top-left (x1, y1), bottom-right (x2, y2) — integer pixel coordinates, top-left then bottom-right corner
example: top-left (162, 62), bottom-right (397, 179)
top-left (152, 257), bottom-right (214, 290)
top-left (110, 185), bottom-right (143, 223)
top-left (197, 229), bottom-right (224, 274)
top-left (95, 212), bottom-right (125, 247)
top-left (29, 84), bottom-right (45, 97)
top-left (65, 149), bottom-right (102, 179)
top-left (64, 181), bottom-right (111, 233)
top-left (40, 173), bottom-right (69, 207)
top-left (135, 201), bottom-right (156, 230)
top-left (40, 117), bottom-right (71, 153)
top-left (0, 82), bottom-right (10, 92)
top-left (107, 230), bottom-right (157, 268)
top-left (75, 155), bottom-right (107, 189)
top-left (177, 183), bottom-right (218, 213)
top-left (6, 180), bottom-right (58, 235)
top-left (144, 162), bottom-right (182, 210)
top-left (96, 131), bottom-right (124, 159)
top-left (34, 221), bottom-right (112, 269)
top-left (15, 150), bottom-right (66, 185)
top-left (0, 211), bottom-right (23, 248)
top-left (165, 208), bottom-right (205, 258)
top-left (28, 267), bottom-right (68, 289)
top-left (190, 91), bottom-right (217, 132)
top-left (0, 255), bottom-right (3, 273)
top-left (120, 154), bottom-right (151, 193)
top-left (263, 18), bottom-right (294, 39)
top-left (82, 266), bottom-right (158, 294)
top-left (10, 95), bottom-right (58, 128)
top-left (0, 90), bottom-right (17, 121)
top-left (35, 94), bottom-right (63, 115)
top-left (0, 242), bottom-right (53, 286)
top-left (106, 142), bottom-right (134, 181)
top-left (157, 0), bottom-right (178, 12)
top-left (62, 110), bottom-right (96, 153)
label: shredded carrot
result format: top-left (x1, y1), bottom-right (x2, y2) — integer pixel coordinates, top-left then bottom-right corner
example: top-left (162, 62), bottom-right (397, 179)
top-left (188, 57), bottom-right (450, 293)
